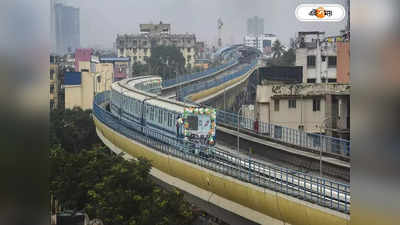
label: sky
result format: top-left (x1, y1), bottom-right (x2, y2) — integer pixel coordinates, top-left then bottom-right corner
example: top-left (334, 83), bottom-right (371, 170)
top-left (58, 0), bottom-right (348, 49)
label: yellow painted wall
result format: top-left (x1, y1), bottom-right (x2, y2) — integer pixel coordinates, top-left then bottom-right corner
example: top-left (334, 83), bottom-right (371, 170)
top-left (79, 61), bottom-right (91, 72)
top-left (189, 66), bottom-right (256, 102)
top-left (64, 85), bottom-right (82, 109)
top-left (94, 117), bottom-right (349, 225)
top-left (81, 71), bottom-right (94, 110)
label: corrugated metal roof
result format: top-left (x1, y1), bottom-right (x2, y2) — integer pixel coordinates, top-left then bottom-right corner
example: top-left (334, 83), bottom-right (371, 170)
top-left (64, 72), bottom-right (81, 85)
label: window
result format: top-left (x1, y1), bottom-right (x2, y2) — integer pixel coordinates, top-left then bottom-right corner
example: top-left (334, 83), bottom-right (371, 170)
top-left (158, 108), bottom-right (162, 123)
top-left (97, 76), bottom-right (101, 83)
top-left (274, 99), bottom-right (279, 111)
top-left (50, 100), bottom-right (55, 109)
top-left (50, 69), bottom-right (54, 80)
top-left (307, 78), bottom-right (316, 83)
top-left (328, 56), bottom-right (337, 67)
top-left (328, 78), bottom-right (337, 83)
top-left (50, 84), bottom-right (54, 94)
top-left (313, 98), bottom-right (321, 111)
top-left (167, 113), bottom-right (173, 127)
top-left (164, 111), bottom-right (168, 125)
top-left (307, 56), bottom-right (316, 67)
top-left (186, 116), bottom-right (198, 130)
top-left (288, 99), bottom-right (296, 108)
top-left (150, 106), bottom-right (154, 120)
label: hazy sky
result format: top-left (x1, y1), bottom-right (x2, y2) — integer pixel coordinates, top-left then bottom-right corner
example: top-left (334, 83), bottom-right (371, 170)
top-left (60, 0), bottom-right (347, 48)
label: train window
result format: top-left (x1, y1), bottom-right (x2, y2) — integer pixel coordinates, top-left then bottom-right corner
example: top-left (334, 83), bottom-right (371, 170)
top-left (167, 113), bottom-right (172, 127)
top-left (150, 106), bottom-right (154, 121)
top-left (158, 108), bottom-right (162, 123)
top-left (186, 116), bottom-right (198, 130)
top-left (164, 111), bottom-right (168, 125)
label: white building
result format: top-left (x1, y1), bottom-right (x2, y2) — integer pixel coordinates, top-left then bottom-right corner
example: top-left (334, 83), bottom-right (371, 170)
top-left (295, 31), bottom-right (339, 84)
top-left (244, 34), bottom-right (277, 57)
top-left (116, 23), bottom-right (196, 68)
top-left (255, 82), bottom-right (350, 139)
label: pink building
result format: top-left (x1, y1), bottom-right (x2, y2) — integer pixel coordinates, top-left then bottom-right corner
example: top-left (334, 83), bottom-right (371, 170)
top-left (75, 48), bottom-right (93, 72)
top-left (336, 41), bottom-right (350, 84)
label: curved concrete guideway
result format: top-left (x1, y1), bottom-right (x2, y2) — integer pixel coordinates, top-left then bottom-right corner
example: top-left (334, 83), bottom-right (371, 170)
top-left (93, 116), bottom-right (350, 225)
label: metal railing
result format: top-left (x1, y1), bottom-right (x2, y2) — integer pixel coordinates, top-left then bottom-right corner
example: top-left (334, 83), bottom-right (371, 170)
top-left (93, 92), bottom-right (350, 214)
top-left (162, 60), bottom-right (238, 88)
top-left (216, 110), bottom-right (351, 158)
top-left (179, 60), bottom-right (257, 100)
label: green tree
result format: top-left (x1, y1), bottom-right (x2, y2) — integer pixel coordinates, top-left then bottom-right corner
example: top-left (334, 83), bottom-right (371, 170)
top-left (265, 47), bottom-right (296, 67)
top-left (280, 48), bottom-right (296, 66)
top-left (271, 40), bottom-right (285, 59)
top-left (50, 107), bottom-right (101, 152)
top-left (148, 45), bottom-right (186, 80)
top-left (50, 147), bottom-right (195, 225)
top-left (132, 62), bottom-right (148, 76)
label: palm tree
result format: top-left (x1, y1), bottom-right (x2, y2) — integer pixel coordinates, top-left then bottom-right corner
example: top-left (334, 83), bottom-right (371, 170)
top-left (271, 40), bottom-right (285, 59)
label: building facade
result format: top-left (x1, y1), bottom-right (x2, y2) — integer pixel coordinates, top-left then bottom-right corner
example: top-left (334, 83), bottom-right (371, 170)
top-left (140, 22), bottom-right (171, 35)
top-left (75, 48), bottom-right (93, 72)
top-left (116, 23), bottom-right (197, 68)
top-left (50, 59), bottom-right (59, 110)
top-left (244, 34), bottom-right (276, 57)
top-left (336, 41), bottom-right (350, 84)
top-left (255, 83), bottom-right (350, 139)
top-left (295, 31), bottom-right (350, 84)
top-left (64, 54), bottom-right (114, 110)
top-left (54, 3), bottom-right (80, 54)
top-left (100, 57), bottom-right (131, 81)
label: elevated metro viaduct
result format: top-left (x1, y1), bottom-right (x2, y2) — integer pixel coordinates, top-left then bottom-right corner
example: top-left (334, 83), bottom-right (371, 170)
top-left (93, 62), bottom-right (350, 225)
top-left (190, 65), bottom-right (350, 182)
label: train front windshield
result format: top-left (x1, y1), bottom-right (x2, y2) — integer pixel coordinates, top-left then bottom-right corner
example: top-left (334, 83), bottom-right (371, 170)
top-left (186, 116), bottom-right (198, 130)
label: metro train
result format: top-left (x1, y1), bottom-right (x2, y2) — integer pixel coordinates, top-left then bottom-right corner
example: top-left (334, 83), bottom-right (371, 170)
top-left (109, 77), bottom-right (217, 152)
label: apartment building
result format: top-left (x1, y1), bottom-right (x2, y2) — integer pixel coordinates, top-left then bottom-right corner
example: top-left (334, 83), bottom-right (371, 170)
top-left (116, 23), bottom-right (197, 68)
top-left (295, 31), bottom-right (350, 84)
top-left (255, 83), bottom-right (350, 139)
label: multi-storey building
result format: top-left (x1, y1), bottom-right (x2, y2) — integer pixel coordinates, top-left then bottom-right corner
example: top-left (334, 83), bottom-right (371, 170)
top-left (64, 51), bottom-right (115, 110)
top-left (53, 2), bottom-right (80, 54)
top-left (50, 56), bottom-right (59, 110)
top-left (244, 33), bottom-right (277, 56)
top-left (255, 83), bottom-right (350, 139)
top-left (295, 31), bottom-right (350, 84)
top-left (116, 23), bottom-right (197, 69)
top-left (140, 22), bottom-right (171, 34)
